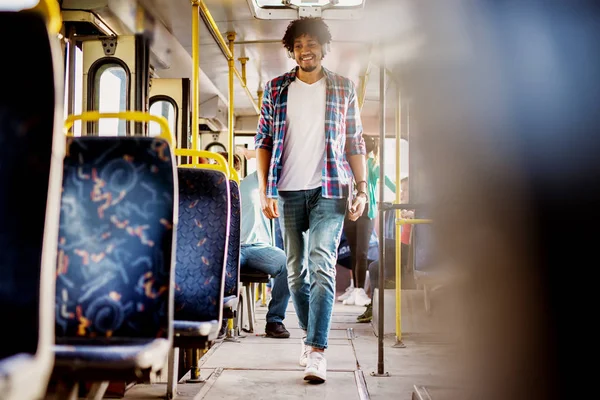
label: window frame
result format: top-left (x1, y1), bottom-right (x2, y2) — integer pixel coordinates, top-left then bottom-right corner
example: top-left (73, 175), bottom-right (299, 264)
top-left (149, 95), bottom-right (179, 139)
top-left (87, 57), bottom-right (131, 136)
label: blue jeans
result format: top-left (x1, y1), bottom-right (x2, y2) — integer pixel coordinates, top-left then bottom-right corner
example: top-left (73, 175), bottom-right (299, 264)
top-left (240, 243), bottom-right (290, 324)
top-left (278, 188), bottom-right (347, 349)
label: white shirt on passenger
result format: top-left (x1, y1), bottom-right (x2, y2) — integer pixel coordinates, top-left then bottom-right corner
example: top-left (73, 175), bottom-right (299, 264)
top-left (277, 76), bottom-right (326, 191)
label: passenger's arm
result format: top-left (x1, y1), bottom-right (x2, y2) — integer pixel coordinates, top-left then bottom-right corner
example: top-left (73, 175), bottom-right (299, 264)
top-left (255, 85), bottom-right (279, 219)
top-left (384, 175), bottom-right (397, 193)
top-left (345, 82), bottom-right (367, 221)
top-left (257, 148), bottom-right (279, 219)
top-left (347, 154), bottom-right (367, 221)
top-left (373, 162), bottom-right (397, 193)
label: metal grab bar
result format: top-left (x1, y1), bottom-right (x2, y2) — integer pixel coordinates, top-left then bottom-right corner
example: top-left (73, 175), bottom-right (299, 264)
top-left (175, 149), bottom-right (240, 184)
top-left (198, 0), bottom-right (260, 114)
top-left (64, 111), bottom-right (174, 145)
top-left (31, 0), bottom-right (62, 34)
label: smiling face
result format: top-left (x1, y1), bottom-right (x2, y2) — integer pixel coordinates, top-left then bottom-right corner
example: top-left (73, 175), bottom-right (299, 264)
top-left (293, 34), bottom-right (323, 73)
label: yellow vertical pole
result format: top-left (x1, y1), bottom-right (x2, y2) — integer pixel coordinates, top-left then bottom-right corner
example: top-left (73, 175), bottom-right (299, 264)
top-left (395, 87), bottom-right (403, 344)
top-left (261, 283), bottom-right (267, 306)
top-left (239, 57), bottom-right (249, 85)
top-left (358, 75), bottom-right (365, 110)
top-left (191, 1), bottom-right (200, 153)
top-left (227, 32), bottom-right (236, 170)
top-left (257, 90), bottom-right (264, 111)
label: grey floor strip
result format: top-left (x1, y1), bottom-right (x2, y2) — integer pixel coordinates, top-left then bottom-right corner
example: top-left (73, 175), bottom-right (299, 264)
top-left (412, 385), bottom-right (433, 400)
top-left (346, 327), bottom-right (356, 340)
top-left (354, 370), bottom-right (370, 400)
top-left (193, 367), bottom-right (223, 400)
top-left (197, 340), bottom-right (224, 368)
top-left (349, 327), bottom-right (371, 399)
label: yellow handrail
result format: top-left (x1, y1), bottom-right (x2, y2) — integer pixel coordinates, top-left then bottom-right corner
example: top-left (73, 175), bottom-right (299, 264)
top-left (191, 1), bottom-right (200, 151)
top-left (31, 0), bottom-right (62, 35)
top-left (396, 218), bottom-right (433, 226)
top-left (395, 90), bottom-right (402, 345)
top-left (175, 149), bottom-right (230, 176)
top-left (227, 32), bottom-right (235, 174)
top-left (64, 111), bottom-right (174, 145)
top-left (198, 0), bottom-right (259, 114)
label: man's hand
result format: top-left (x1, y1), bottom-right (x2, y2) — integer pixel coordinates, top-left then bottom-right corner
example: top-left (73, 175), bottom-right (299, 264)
top-left (260, 191), bottom-right (279, 219)
top-left (347, 194), bottom-right (367, 221)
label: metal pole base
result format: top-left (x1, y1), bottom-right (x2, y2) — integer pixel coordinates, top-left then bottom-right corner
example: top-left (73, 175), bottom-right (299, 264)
top-left (186, 376), bottom-right (206, 383)
top-left (187, 348), bottom-right (206, 383)
top-left (370, 371), bottom-right (391, 377)
top-left (392, 339), bottom-right (406, 348)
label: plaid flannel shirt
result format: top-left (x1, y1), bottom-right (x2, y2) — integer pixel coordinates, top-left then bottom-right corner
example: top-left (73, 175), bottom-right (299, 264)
top-left (255, 66), bottom-right (366, 199)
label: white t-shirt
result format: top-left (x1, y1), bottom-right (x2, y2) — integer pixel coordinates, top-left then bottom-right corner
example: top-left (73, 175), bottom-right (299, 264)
top-left (277, 76), bottom-right (326, 191)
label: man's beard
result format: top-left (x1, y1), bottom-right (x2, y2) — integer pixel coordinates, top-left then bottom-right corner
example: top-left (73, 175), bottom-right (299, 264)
top-left (299, 64), bottom-right (318, 73)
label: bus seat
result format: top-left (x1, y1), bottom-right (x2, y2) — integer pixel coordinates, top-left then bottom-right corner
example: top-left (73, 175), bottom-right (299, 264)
top-left (238, 268), bottom-right (270, 334)
top-left (52, 137), bottom-right (177, 393)
top-left (0, 6), bottom-right (64, 400)
top-left (167, 168), bottom-right (229, 399)
top-left (223, 180), bottom-right (241, 318)
top-left (173, 168), bottom-right (229, 343)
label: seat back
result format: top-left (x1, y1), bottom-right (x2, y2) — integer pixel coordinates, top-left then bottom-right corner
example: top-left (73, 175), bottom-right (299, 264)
top-left (55, 137), bottom-right (177, 342)
top-left (224, 180), bottom-right (241, 298)
top-left (175, 168), bottom-right (229, 324)
top-left (0, 3), bottom-right (63, 368)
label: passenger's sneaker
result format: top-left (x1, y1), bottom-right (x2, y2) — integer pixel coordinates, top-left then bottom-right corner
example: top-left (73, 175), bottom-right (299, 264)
top-left (336, 286), bottom-right (355, 302)
top-left (265, 322), bottom-right (290, 338)
top-left (303, 351), bottom-right (327, 383)
top-left (342, 288), bottom-right (357, 305)
top-left (353, 288), bottom-right (371, 307)
top-left (299, 336), bottom-right (310, 367)
top-left (357, 303), bottom-right (373, 323)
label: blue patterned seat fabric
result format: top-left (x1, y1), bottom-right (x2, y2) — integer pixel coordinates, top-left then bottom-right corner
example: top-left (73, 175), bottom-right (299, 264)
top-left (0, 11), bottom-right (54, 360)
top-left (55, 137), bottom-right (175, 342)
top-left (224, 180), bottom-right (241, 299)
top-left (175, 168), bottom-right (229, 326)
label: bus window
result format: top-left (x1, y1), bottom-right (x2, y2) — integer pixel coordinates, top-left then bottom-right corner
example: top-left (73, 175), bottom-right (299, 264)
top-left (149, 98), bottom-right (177, 138)
top-left (380, 137), bottom-right (409, 202)
top-left (92, 62), bottom-right (128, 136)
top-left (235, 136), bottom-right (257, 177)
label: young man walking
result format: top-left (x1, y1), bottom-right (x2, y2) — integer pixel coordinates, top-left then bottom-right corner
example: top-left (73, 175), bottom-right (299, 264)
top-left (255, 16), bottom-right (367, 383)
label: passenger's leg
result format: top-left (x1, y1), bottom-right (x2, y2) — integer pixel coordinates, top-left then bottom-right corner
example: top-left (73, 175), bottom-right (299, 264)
top-left (305, 190), bottom-right (346, 350)
top-left (350, 212), bottom-right (374, 307)
top-left (368, 260), bottom-right (379, 293)
top-left (278, 191), bottom-right (310, 331)
top-left (354, 206), bottom-right (374, 289)
top-left (240, 243), bottom-right (290, 324)
top-left (343, 217), bottom-right (358, 286)
top-left (356, 260), bottom-right (379, 323)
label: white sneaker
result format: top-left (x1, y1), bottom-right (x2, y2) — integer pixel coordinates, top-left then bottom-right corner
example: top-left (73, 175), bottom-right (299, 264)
top-left (303, 351), bottom-right (327, 383)
top-left (353, 288), bottom-right (372, 307)
top-left (342, 288), bottom-right (357, 305)
top-left (299, 336), bottom-right (310, 367)
top-left (336, 286), bottom-right (355, 302)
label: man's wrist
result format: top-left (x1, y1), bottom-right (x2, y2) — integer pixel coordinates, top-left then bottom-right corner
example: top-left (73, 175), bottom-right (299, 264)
top-left (355, 180), bottom-right (367, 192)
top-left (356, 191), bottom-right (368, 202)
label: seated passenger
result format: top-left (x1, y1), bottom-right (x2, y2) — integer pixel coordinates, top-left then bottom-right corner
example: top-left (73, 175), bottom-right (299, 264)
top-left (220, 152), bottom-right (291, 338)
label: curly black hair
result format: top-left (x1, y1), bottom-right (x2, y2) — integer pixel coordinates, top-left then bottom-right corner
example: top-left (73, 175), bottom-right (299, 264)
top-left (281, 17), bottom-right (333, 53)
